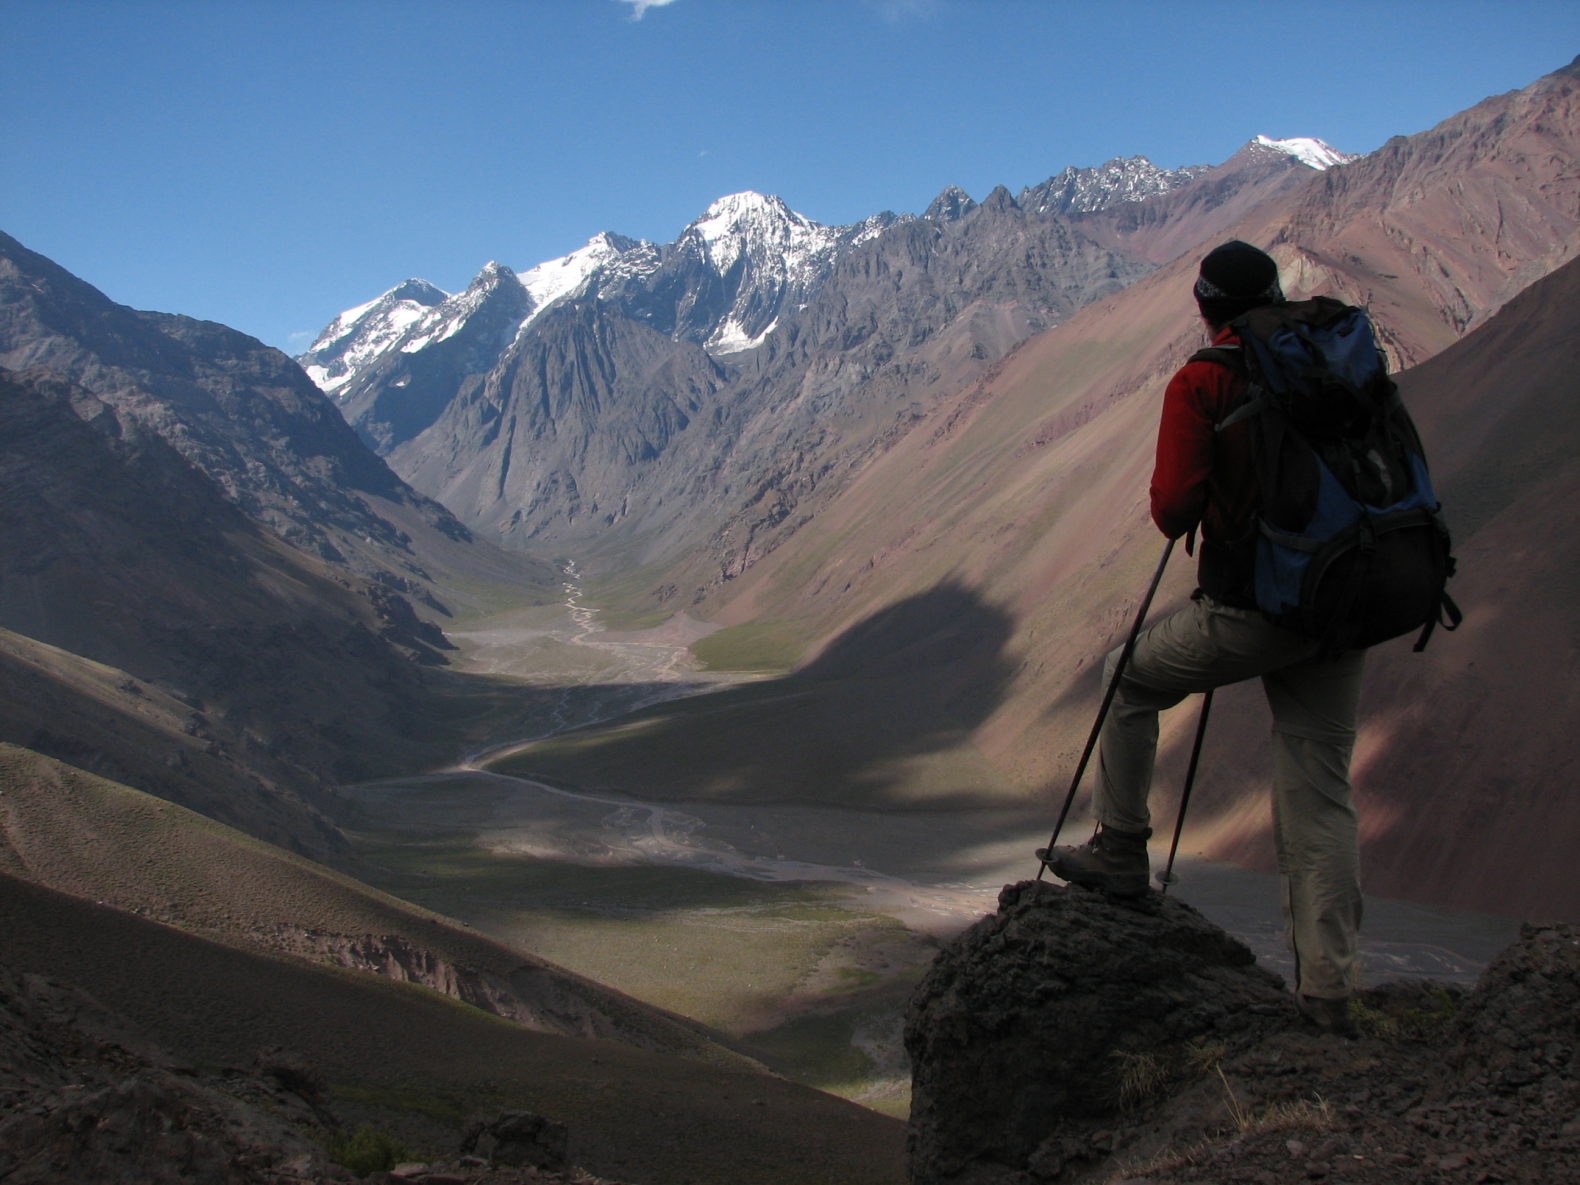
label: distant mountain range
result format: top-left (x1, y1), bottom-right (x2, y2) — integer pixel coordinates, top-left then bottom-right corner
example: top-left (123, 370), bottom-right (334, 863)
top-left (299, 138), bottom-right (1347, 553)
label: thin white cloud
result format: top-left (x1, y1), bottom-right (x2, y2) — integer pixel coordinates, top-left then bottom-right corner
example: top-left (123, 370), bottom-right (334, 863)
top-left (616, 0), bottom-right (679, 19)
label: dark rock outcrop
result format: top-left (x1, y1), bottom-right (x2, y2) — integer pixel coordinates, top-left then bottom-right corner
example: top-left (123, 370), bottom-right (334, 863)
top-left (906, 880), bottom-right (1288, 1184)
top-left (906, 884), bottom-right (1580, 1185)
top-left (0, 959), bottom-right (332, 1185)
top-left (1453, 922), bottom-right (1580, 1096)
top-left (460, 1111), bottom-right (569, 1172)
top-left (0, 953), bottom-right (633, 1185)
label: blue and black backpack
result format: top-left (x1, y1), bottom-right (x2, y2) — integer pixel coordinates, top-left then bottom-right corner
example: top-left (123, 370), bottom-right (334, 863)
top-left (1194, 296), bottom-right (1461, 653)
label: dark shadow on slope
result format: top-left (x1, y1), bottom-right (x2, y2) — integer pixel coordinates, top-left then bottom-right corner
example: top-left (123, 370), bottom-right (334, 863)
top-left (490, 580), bottom-right (1017, 812)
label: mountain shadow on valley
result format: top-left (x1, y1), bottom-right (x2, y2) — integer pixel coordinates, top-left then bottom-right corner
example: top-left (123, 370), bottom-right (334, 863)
top-left (492, 580), bottom-right (1017, 812)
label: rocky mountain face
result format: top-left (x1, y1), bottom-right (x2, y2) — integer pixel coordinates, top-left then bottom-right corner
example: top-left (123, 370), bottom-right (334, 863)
top-left (1018, 153), bottom-right (1213, 216)
top-left (663, 187), bottom-right (1158, 584)
top-left (386, 298), bottom-right (726, 541)
top-left (1269, 58), bottom-right (1580, 357)
top-left (301, 141), bottom-right (1344, 555)
top-left (0, 364), bottom-right (448, 854)
top-left (0, 232), bottom-right (526, 615)
top-left (907, 880), bottom-right (1580, 1184)
top-left (0, 232), bottom-right (563, 857)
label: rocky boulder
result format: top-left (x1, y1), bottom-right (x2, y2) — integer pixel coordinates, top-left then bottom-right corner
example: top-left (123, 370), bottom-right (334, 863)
top-left (906, 883), bottom-right (1580, 1185)
top-left (905, 880), bottom-right (1290, 1184)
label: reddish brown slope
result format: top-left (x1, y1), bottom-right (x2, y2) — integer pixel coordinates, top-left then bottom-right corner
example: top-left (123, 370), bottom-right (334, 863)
top-left (1313, 254), bottom-right (1580, 917)
top-left (1079, 138), bottom-right (1334, 265)
top-left (1262, 56), bottom-right (1580, 364)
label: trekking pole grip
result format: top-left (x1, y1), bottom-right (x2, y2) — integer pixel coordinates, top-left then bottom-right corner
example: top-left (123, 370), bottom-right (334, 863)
top-left (1037, 536), bottom-right (1176, 878)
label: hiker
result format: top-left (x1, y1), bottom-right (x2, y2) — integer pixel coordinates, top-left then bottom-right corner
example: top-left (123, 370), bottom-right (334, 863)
top-left (1046, 241), bottom-right (1369, 1037)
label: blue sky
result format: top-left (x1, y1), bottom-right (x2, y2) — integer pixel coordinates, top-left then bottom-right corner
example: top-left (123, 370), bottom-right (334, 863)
top-left (4, 0), bottom-right (1577, 354)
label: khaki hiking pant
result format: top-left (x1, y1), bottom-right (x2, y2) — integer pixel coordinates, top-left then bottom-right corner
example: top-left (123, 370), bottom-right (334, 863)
top-left (1096, 594), bottom-right (1366, 999)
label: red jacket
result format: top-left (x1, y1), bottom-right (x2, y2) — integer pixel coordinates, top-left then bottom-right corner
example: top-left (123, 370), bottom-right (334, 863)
top-left (1149, 326), bottom-right (1259, 605)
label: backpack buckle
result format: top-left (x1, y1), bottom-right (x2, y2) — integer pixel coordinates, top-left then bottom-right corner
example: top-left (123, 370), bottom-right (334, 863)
top-left (1357, 517), bottom-right (1377, 553)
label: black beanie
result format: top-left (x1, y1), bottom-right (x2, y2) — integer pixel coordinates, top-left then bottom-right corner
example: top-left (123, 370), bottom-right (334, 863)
top-left (1194, 240), bottom-right (1284, 324)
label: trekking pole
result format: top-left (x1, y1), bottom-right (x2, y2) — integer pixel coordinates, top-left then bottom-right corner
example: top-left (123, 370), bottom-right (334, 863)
top-left (1037, 537), bottom-right (1176, 879)
top-left (1157, 688), bottom-right (1214, 894)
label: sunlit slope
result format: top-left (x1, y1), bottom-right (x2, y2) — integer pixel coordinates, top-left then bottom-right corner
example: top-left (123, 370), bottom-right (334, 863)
top-left (0, 868), bottom-right (906, 1185)
top-left (701, 260), bottom-right (1204, 792)
top-left (695, 56), bottom-right (1580, 664)
top-left (703, 257), bottom-right (1580, 920)
top-left (0, 744), bottom-right (749, 1064)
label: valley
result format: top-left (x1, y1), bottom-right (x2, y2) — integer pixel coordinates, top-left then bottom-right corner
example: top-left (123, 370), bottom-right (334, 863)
top-left (336, 567), bottom-right (1521, 1118)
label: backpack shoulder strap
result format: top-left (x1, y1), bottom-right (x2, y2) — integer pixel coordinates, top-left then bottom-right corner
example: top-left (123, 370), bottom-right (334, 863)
top-left (1186, 344), bottom-right (1266, 431)
top-left (1187, 344), bottom-right (1243, 369)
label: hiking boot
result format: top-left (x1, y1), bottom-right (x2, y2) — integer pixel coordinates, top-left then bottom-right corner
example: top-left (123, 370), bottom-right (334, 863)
top-left (1037, 827), bottom-right (1152, 897)
top-left (1297, 994), bottom-right (1358, 1039)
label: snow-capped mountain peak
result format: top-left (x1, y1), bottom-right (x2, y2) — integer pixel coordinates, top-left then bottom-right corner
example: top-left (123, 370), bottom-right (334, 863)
top-left (299, 277), bottom-right (448, 397)
top-left (924, 185), bottom-right (978, 221)
top-left (518, 231), bottom-right (645, 312)
top-left (1252, 135), bottom-right (1354, 170)
top-left (668, 191), bottom-right (845, 354)
top-left (396, 261), bottom-right (530, 356)
top-left (471, 260), bottom-right (516, 286)
top-left (683, 191), bottom-right (834, 273)
top-left (692, 191), bottom-right (807, 241)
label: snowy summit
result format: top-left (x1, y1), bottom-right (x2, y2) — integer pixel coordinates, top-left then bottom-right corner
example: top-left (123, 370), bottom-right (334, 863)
top-left (1253, 135), bottom-right (1354, 170)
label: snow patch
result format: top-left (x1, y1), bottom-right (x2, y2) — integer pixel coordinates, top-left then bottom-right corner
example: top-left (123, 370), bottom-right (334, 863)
top-left (709, 315), bottom-right (778, 355)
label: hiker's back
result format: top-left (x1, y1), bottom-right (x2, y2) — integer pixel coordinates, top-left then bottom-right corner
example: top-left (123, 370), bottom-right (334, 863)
top-left (1196, 297), bottom-right (1459, 653)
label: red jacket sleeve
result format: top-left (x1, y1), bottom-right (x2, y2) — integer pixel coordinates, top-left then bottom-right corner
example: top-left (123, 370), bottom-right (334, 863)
top-left (1149, 331), bottom-right (1250, 540)
top-left (1149, 359), bottom-right (1220, 538)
